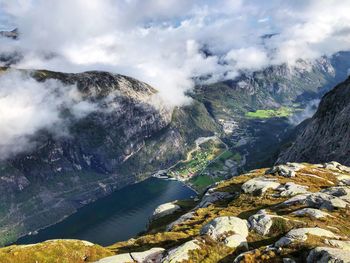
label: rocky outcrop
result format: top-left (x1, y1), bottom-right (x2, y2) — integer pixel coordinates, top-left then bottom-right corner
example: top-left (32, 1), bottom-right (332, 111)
top-left (241, 177), bottom-right (280, 195)
top-left (292, 208), bottom-right (332, 219)
top-left (307, 247), bottom-right (350, 263)
top-left (151, 202), bottom-right (181, 221)
top-left (200, 216), bottom-right (249, 249)
top-left (248, 210), bottom-right (275, 235)
top-left (275, 227), bottom-right (340, 247)
top-left (163, 240), bottom-right (200, 263)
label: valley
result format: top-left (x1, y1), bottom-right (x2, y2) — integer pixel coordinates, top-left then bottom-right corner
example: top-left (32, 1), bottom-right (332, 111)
top-left (1, 52), bottom-right (350, 248)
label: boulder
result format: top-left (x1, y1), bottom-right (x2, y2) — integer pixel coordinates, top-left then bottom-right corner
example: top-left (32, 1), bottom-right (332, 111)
top-left (248, 210), bottom-right (274, 235)
top-left (241, 177), bottom-right (280, 195)
top-left (163, 240), bottom-right (200, 263)
top-left (278, 182), bottom-right (309, 197)
top-left (131, 247), bottom-right (165, 262)
top-left (151, 202), bottom-right (181, 220)
top-left (95, 253), bottom-right (133, 263)
top-left (200, 216), bottom-right (248, 249)
top-left (292, 208), bottom-right (332, 219)
top-left (166, 211), bottom-right (195, 231)
top-left (337, 174), bottom-right (350, 186)
top-left (266, 163), bottom-right (305, 178)
top-left (323, 161), bottom-right (350, 173)
top-left (224, 234), bottom-right (248, 249)
top-left (321, 187), bottom-right (350, 203)
top-left (325, 240), bottom-right (350, 250)
top-left (275, 227), bottom-right (339, 248)
top-left (282, 192), bottom-right (348, 210)
top-left (196, 191), bottom-right (233, 208)
top-left (307, 247), bottom-right (350, 263)
top-left (306, 192), bottom-right (348, 210)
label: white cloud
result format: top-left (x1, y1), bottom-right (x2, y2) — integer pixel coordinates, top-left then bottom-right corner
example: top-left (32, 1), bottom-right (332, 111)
top-left (0, 70), bottom-right (97, 159)
top-left (1, 0), bottom-right (350, 106)
top-left (1, 0), bottom-right (350, 157)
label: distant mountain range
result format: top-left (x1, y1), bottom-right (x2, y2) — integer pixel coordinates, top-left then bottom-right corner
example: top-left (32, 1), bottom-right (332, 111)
top-left (1, 34), bottom-right (350, 246)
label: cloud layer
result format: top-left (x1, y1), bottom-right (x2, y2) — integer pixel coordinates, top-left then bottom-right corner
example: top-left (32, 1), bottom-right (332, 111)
top-left (0, 70), bottom-right (96, 159)
top-left (1, 0), bottom-right (350, 106)
top-left (0, 0), bottom-right (350, 159)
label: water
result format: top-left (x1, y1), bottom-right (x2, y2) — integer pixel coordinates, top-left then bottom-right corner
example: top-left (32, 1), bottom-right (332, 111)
top-left (15, 177), bottom-right (195, 246)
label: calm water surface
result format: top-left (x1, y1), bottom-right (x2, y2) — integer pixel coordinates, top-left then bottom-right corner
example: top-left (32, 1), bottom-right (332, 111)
top-left (16, 177), bottom-right (195, 246)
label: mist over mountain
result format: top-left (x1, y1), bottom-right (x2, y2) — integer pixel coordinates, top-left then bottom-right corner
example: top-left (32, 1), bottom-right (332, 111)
top-left (1, 1), bottom-right (350, 263)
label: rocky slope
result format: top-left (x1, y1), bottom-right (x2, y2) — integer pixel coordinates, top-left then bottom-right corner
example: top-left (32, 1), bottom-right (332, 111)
top-left (277, 76), bottom-right (350, 166)
top-left (0, 161), bottom-right (349, 262)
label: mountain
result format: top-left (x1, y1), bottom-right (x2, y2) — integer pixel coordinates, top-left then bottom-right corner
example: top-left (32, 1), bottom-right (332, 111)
top-left (277, 75), bottom-right (350, 165)
top-left (1, 161), bottom-right (349, 262)
top-left (0, 67), bottom-right (218, 245)
top-left (1, 51), bottom-right (350, 246)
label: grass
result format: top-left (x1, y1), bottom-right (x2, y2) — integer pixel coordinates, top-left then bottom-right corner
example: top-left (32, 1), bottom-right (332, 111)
top-left (190, 175), bottom-right (215, 189)
top-left (245, 107), bottom-right (294, 119)
top-left (0, 240), bottom-right (113, 263)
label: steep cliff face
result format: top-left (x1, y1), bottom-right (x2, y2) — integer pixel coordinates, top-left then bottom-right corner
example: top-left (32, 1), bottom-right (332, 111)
top-left (277, 76), bottom-right (350, 165)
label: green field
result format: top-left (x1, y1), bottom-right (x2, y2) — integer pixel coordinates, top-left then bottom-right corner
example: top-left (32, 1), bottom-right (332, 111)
top-left (245, 107), bottom-right (294, 119)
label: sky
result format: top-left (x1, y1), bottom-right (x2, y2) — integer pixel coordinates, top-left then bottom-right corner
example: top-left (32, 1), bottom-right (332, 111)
top-left (0, 0), bottom-right (350, 159)
top-left (1, 0), bottom-right (350, 105)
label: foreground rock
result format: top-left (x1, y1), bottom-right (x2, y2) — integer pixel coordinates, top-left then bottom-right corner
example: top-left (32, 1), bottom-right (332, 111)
top-left (201, 216), bottom-right (248, 249)
top-left (275, 227), bottom-right (340, 247)
top-left (307, 247), bottom-right (350, 263)
top-left (196, 190), bottom-right (233, 208)
top-left (266, 163), bottom-right (305, 177)
top-left (292, 208), bottom-right (332, 219)
top-left (248, 210), bottom-right (274, 235)
top-left (151, 202), bottom-right (181, 220)
top-left (282, 192), bottom-right (348, 210)
top-left (163, 240), bottom-right (200, 263)
top-left (95, 247), bottom-right (164, 263)
top-left (241, 177), bottom-right (280, 195)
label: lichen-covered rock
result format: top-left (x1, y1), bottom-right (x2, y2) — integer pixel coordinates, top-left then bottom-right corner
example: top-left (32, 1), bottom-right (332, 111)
top-left (292, 208), bottom-right (332, 219)
top-left (241, 177), bottom-right (280, 195)
top-left (325, 239), bottom-right (350, 250)
top-left (94, 253), bottom-right (134, 263)
top-left (197, 191), bottom-right (233, 208)
top-left (166, 211), bottom-right (195, 231)
top-left (163, 240), bottom-right (200, 263)
top-left (282, 192), bottom-right (348, 210)
top-left (200, 216), bottom-right (248, 248)
top-left (131, 247), bottom-right (165, 262)
top-left (323, 161), bottom-right (350, 173)
top-left (307, 247), bottom-right (350, 263)
top-left (278, 182), bottom-right (309, 197)
top-left (151, 202), bottom-right (180, 220)
top-left (321, 187), bottom-right (350, 203)
top-left (248, 210), bottom-right (274, 235)
top-left (224, 234), bottom-right (248, 249)
top-left (266, 163), bottom-right (305, 177)
top-left (306, 192), bottom-right (348, 210)
top-left (275, 227), bottom-right (340, 248)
